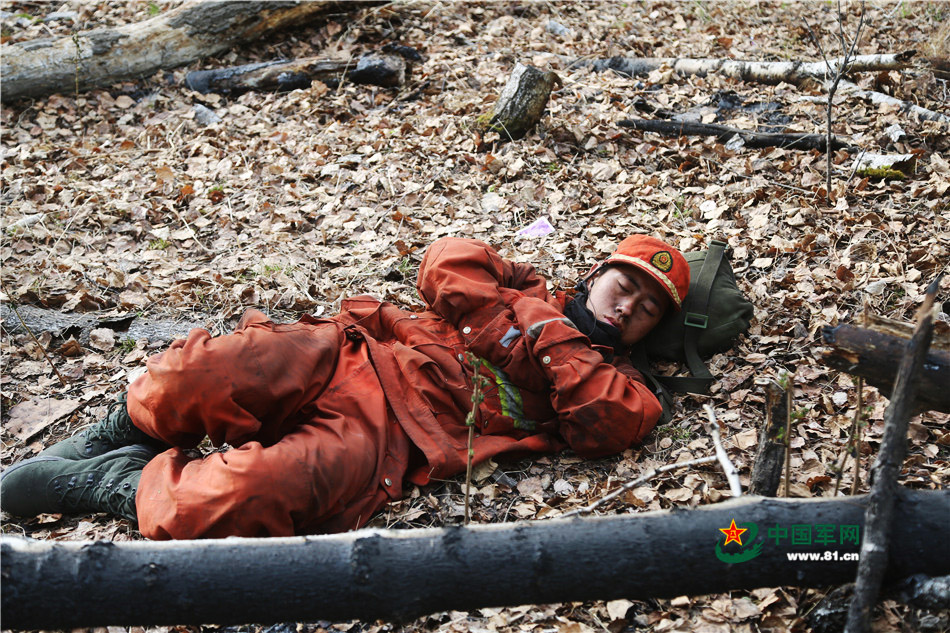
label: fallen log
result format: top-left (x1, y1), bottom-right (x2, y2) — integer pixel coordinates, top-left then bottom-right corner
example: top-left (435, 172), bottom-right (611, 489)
top-left (185, 51), bottom-right (408, 94)
top-left (617, 118), bottom-right (855, 151)
top-left (2, 489), bottom-right (948, 629)
top-left (820, 315), bottom-right (950, 413)
top-left (0, 0), bottom-right (376, 103)
top-left (572, 51), bottom-right (916, 86)
top-left (835, 79), bottom-right (950, 125)
top-left (0, 303), bottom-right (211, 347)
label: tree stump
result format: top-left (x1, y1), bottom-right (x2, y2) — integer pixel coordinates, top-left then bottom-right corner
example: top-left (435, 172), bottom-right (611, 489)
top-left (749, 381), bottom-right (789, 496)
top-left (482, 63), bottom-right (561, 141)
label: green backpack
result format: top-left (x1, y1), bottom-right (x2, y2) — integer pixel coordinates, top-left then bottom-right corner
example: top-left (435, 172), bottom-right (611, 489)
top-left (630, 240), bottom-right (754, 419)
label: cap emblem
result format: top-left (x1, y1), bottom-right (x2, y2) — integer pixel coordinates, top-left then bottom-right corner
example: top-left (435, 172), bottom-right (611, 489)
top-left (650, 250), bottom-right (674, 273)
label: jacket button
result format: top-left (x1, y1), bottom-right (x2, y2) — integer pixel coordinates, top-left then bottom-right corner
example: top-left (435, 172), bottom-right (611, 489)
top-left (458, 354), bottom-right (465, 362)
top-left (384, 478), bottom-right (393, 487)
top-left (542, 355), bottom-right (552, 364)
top-left (462, 326), bottom-right (472, 334)
top-left (410, 314), bottom-right (418, 319)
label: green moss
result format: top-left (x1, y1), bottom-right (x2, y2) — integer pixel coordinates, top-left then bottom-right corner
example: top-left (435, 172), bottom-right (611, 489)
top-left (475, 112), bottom-right (495, 129)
top-left (857, 167), bottom-right (907, 180)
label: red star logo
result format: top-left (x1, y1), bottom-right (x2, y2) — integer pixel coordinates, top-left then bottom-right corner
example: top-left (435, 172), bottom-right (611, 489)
top-left (719, 519), bottom-right (747, 546)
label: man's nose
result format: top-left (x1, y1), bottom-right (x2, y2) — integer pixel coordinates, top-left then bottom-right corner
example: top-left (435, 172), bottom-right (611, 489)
top-left (617, 295), bottom-right (636, 316)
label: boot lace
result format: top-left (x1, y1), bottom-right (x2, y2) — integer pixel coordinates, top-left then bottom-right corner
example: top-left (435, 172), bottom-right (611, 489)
top-left (84, 395), bottom-right (144, 446)
top-left (55, 470), bottom-right (139, 521)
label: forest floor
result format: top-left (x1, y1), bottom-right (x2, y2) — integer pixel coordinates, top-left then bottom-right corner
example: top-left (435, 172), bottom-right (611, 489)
top-left (1, 1), bottom-right (949, 632)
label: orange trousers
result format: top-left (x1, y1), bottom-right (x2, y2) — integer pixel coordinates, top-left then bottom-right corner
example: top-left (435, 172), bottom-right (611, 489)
top-left (127, 311), bottom-right (413, 539)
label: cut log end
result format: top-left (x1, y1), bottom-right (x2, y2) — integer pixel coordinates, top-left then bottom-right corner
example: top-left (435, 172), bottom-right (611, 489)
top-left (820, 318), bottom-right (950, 414)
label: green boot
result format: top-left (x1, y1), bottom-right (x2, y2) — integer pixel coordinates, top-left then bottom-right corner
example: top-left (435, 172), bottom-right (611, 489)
top-left (0, 444), bottom-right (153, 521)
top-left (40, 392), bottom-right (167, 460)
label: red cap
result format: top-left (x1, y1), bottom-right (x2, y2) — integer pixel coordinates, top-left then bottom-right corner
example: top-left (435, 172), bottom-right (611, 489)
top-left (602, 235), bottom-right (690, 310)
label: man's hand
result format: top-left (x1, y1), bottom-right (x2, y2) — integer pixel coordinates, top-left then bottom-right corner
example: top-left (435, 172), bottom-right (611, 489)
top-left (611, 357), bottom-right (646, 384)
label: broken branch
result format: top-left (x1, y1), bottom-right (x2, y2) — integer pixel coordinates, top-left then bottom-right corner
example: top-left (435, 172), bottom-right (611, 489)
top-left (820, 317), bottom-right (950, 414)
top-left (845, 278), bottom-right (942, 633)
top-left (703, 404), bottom-right (742, 497)
top-left (0, 1), bottom-right (378, 102)
top-left (617, 118), bottom-right (855, 151)
top-left (573, 51), bottom-right (916, 86)
top-left (184, 52), bottom-right (409, 95)
top-left (836, 79), bottom-right (950, 124)
top-left (750, 381), bottom-right (790, 497)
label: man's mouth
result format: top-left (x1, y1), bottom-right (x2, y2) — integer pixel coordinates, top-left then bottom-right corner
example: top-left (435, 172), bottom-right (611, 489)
top-left (604, 316), bottom-right (621, 329)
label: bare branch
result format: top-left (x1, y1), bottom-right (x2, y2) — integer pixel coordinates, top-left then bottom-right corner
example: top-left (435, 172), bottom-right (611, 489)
top-left (559, 455), bottom-right (719, 519)
top-left (703, 405), bottom-right (742, 497)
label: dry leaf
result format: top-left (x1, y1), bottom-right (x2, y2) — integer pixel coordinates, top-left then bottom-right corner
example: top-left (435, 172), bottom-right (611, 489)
top-left (89, 328), bottom-right (116, 351)
top-left (5, 397), bottom-right (81, 440)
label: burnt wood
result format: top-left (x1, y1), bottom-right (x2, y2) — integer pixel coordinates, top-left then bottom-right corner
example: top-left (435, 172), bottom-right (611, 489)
top-left (2, 490), bottom-right (948, 629)
top-left (185, 52), bottom-right (408, 95)
top-left (845, 289), bottom-right (941, 633)
top-left (618, 118), bottom-right (855, 151)
top-left (820, 323), bottom-right (950, 413)
top-left (749, 381), bottom-right (789, 496)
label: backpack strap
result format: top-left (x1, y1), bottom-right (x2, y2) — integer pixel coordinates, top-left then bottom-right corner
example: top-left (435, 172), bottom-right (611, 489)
top-left (627, 240), bottom-right (732, 409)
top-left (628, 345), bottom-right (674, 424)
top-left (656, 239), bottom-right (727, 395)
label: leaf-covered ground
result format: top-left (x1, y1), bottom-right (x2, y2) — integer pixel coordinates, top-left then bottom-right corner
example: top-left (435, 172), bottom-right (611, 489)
top-left (2, 1), bottom-right (949, 632)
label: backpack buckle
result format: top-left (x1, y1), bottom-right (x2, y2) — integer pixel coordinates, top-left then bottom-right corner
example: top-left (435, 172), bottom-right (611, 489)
top-left (684, 312), bottom-right (709, 329)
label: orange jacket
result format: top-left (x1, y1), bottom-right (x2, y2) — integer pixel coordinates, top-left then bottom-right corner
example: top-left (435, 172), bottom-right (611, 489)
top-left (334, 237), bottom-right (662, 485)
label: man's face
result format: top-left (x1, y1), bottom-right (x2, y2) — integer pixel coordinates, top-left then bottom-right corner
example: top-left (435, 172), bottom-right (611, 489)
top-left (585, 264), bottom-right (670, 345)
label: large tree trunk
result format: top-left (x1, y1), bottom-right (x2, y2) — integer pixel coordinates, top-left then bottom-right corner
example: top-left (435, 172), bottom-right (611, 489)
top-left (0, 1), bottom-right (373, 103)
top-left (821, 316), bottom-right (950, 413)
top-left (2, 489), bottom-right (947, 630)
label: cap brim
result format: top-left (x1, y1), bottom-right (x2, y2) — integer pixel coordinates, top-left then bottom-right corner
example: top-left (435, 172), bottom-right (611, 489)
top-left (605, 255), bottom-right (683, 309)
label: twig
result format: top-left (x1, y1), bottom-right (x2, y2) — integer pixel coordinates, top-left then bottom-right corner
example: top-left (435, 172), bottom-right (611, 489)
top-left (8, 302), bottom-right (67, 387)
top-left (845, 275), bottom-right (942, 633)
top-left (834, 375), bottom-right (865, 496)
top-left (703, 404), bottom-right (742, 497)
top-left (851, 306), bottom-right (871, 496)
top-left (463, 353), bottom-right (488, 525)
top-left (783, 371), bottom-right (795, 498)
top-left (804, 1), bottom-right (866, 204)
top-left (559, 455), bottom-right (719, 519)
top-left (850, 377), bottom-right (865, 495)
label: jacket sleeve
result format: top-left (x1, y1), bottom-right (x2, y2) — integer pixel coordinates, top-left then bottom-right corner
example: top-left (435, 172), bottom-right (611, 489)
top-left (417, 237), bottom-right (662, 457)
top-left (510, 295), bottom-right (663, 457)
top-left (417, 236), bottom-right (549, 326)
